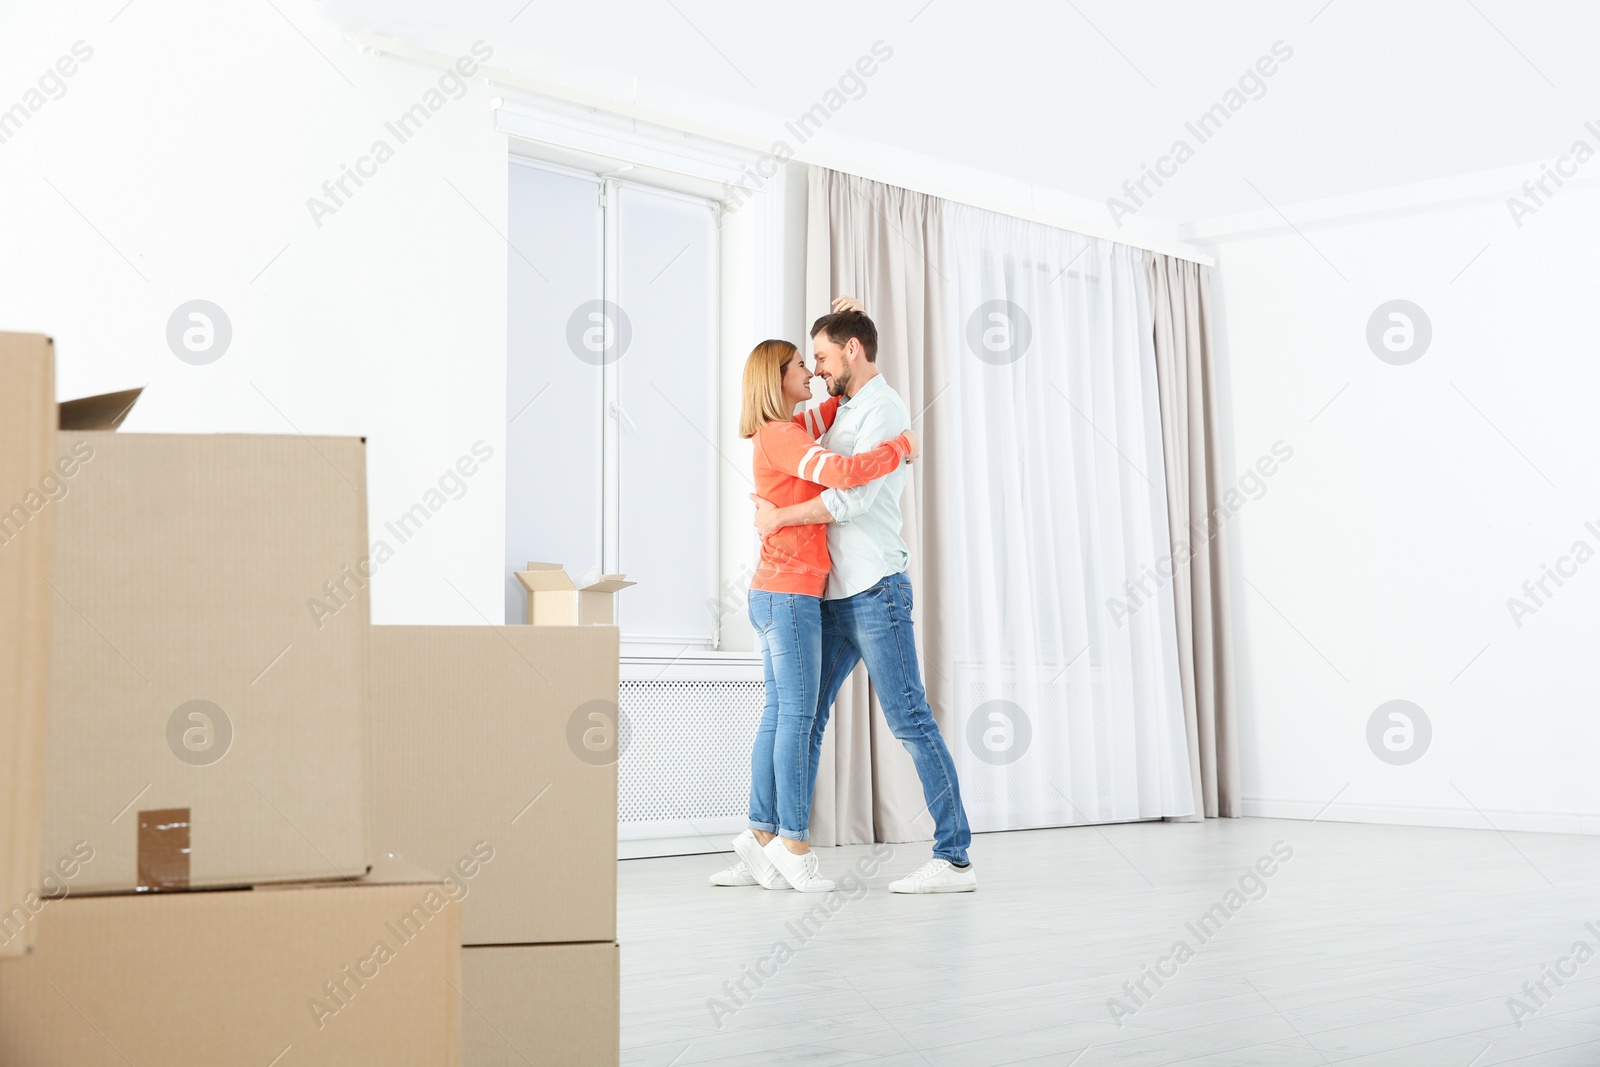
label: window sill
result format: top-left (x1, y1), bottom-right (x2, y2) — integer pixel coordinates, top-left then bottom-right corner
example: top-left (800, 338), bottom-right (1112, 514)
top-left (620, 647), bottom-right (764, 682)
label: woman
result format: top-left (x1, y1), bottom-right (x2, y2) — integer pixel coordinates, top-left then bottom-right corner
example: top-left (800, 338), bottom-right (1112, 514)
top-left (710, 337), bottom-right (916, 893)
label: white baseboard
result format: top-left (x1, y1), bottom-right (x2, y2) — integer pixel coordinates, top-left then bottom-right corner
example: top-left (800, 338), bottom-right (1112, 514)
top-left (614, 825), bottom-right (745, 844)
top-left (618, 833), bottom-right (739, 860)
top-left (1242, 797), bottom-right (1600, 836)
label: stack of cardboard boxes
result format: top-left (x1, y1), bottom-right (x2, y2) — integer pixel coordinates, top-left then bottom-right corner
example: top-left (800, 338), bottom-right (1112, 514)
top-left (0, 335), bottom-right (622, 1065)
top-left (371, 618), bottom-right (621, 1066)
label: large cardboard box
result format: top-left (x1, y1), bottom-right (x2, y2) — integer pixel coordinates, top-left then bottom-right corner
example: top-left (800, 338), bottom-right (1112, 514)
top-left (462, 943), bottom-right (618, 1067)
top-left (43, 432), bottom-right (372, 893)
top-left (0, 861), bottom-right (462, 1065)
top-left (0, 334), bottom-right (57, 958)
top-left (371, 626), bottom-right (618, 944)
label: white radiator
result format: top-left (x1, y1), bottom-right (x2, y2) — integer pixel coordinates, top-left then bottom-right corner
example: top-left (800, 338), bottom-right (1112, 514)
top-left (617, 671), bottom-right (765, 841)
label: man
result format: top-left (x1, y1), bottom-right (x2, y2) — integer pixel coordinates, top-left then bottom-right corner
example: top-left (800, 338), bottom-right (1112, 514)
top-left (754, 298), bottom-right (975, 893)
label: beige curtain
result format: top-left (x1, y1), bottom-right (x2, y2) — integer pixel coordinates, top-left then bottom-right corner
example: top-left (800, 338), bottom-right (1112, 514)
top-left (803, 167), bottom-right (950, 847)
top-left (1145, 252), bottom-right (1240, 819)
top-left (801, 168), bottom-right (1236, 834)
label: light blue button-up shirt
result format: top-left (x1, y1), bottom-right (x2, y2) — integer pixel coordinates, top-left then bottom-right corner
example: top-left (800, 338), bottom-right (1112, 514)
top-left (816, 373), bottom-right (911, 601)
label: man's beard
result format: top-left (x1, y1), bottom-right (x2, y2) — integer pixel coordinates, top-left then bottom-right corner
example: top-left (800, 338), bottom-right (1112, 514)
top-left (826, 369), bottom-right (852, 397)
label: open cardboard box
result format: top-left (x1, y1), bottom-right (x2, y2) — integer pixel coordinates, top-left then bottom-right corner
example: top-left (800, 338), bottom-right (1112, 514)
top-left (514, 562), bottom-right (634, 625)
top-left (40, 379), bottom-right (373, 894)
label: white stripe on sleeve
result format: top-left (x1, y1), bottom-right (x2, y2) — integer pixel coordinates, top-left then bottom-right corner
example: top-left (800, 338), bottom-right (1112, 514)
top-left (797, 445), bottom-right (825, 481)
top-left (809, 450), bottom-right (835, 481)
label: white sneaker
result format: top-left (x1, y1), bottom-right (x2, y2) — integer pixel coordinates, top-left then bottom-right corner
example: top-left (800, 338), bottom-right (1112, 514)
top-left (708, 860), bottom-right (759, 887)
top-left (888, 857), bottom-right (977, 894)
top-left (731, 830), bottom-right (791, 890)
top-left (762, 838), bottom-right (836, 893)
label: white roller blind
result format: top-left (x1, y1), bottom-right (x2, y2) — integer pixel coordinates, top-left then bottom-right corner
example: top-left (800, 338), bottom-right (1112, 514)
top-left (506, 162), bottom-right (719, 642)
top-left (615, 183), bottom-right (718, 644)
top-left (505, 161), bottom-right (604, 623)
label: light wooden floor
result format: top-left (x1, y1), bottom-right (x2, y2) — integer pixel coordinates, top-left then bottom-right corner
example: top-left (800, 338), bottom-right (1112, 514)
top-left (618, 817), bottom-right (1600, 1066)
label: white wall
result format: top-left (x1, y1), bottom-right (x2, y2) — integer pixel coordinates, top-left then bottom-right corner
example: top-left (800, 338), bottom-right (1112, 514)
top-left (1205, 179), bottom-right (1600, 832)
top-left (0, 3), bottom-right (813, 636)
top-left (1, 4), bottom-right (512, 625)
top-left (3, 2), bottom-right (1216, 643)
top-left (709, 158), bottom-right (808, 654)
top-left (13, 0), bottom-right (1582, 832)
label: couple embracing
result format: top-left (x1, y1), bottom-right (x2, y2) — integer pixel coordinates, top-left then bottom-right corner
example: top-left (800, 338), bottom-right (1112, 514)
top-left (710, 298), bottom-right (975, 895)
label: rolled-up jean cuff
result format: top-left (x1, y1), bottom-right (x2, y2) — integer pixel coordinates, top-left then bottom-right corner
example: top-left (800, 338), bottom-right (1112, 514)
top-left (778, 826), bottom-right (811, 842)
top-left (747, 819), bottom-right (777, 833)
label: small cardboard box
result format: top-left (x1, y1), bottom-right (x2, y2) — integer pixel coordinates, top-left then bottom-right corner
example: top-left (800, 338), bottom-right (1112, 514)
top-left (514, 562), bottom-right (634, 625)
top-left (0, 860), bottom-right (462, 1066)
top-left (462, 943), bottom-right (618, 1067)
top-left (43, 429), bottom-right (372, 893)
top-left (371, 625), bottom-right (618, 945)
top-left (0, 333), bottom-right (58, 958)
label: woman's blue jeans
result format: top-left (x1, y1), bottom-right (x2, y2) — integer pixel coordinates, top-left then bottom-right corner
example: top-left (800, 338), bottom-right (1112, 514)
top-left (746, 589), bottom-right (822, 841)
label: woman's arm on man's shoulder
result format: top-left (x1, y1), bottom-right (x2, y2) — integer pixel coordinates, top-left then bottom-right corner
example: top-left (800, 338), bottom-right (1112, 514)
top-left (792, 395), bottom-right (842, 439)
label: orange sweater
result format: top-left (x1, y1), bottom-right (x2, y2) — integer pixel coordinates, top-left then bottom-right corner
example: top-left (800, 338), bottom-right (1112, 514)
top-left (750, 396), bottom-right (913, 597)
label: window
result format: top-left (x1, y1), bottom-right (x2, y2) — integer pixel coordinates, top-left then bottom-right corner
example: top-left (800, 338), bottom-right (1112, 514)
top-left (505, 159), bottom-right (719, 646)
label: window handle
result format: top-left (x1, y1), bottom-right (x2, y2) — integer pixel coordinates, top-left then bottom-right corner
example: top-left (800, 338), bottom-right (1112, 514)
top-left (609, 400), bottom-right (637, 432)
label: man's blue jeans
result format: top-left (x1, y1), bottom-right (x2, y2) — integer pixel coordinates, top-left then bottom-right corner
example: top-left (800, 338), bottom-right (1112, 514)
top-left (808, 572), bottom-right (972, 865)
top-left (746, 589), bottom-right (822, 841)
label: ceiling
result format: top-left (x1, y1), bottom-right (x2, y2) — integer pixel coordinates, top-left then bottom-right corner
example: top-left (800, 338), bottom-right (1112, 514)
top-left (323, 0), bottom-right (1600, 225)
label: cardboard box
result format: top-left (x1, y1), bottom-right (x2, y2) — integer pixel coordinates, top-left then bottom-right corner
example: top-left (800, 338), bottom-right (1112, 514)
top-left (462, 943), bottom-right (618, 1067)
top-left (43, 431), bottom-right (372, 893)
top-left (0, 860), bottom-right (462, 1066)
top-left (0, 333), bottom-right (57, 958)
top-left (371, 626), bottom-right (618, 944)
top-left (514, 562), bottom-right (634, 625)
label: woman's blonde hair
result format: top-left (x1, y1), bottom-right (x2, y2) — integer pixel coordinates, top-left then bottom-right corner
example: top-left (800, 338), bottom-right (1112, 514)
top-left (739, 339), bottom-right (800, 439)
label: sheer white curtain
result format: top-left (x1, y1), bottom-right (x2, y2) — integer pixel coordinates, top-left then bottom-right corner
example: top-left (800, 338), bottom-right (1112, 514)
top-left (938, 203), bottom-right (1195, 829)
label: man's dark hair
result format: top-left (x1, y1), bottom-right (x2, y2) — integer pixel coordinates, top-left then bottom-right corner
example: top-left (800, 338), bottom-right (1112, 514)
top-left (810, 310), bottom-right (878, 363)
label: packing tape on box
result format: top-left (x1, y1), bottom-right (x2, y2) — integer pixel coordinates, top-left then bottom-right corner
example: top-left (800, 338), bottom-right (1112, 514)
top-left (136, 808), bottom-right (190, 891)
